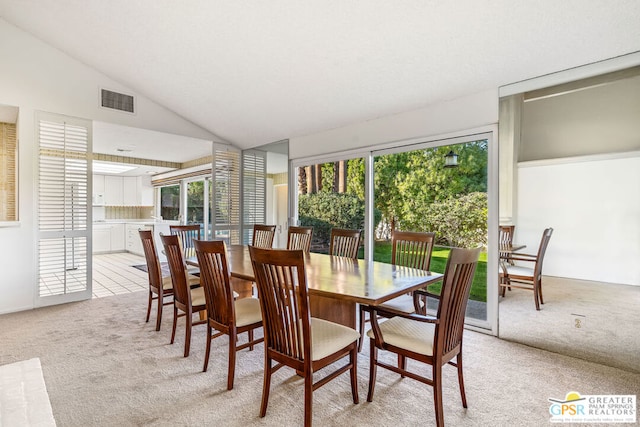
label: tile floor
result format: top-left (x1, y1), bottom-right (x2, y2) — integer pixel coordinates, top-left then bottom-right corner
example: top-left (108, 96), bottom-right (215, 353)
top-left (92, 252), bottom-right (149, 298)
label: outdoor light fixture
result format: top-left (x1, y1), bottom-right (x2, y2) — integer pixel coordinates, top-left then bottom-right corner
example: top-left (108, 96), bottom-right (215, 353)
top-left (444, 150), bottom-right (459, 168)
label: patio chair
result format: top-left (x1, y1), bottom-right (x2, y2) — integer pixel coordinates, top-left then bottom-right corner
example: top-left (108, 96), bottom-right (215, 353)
top-left (499, 227), bottom-right (553, 310)
top-left (366, 247), bottom-right (481, 427)
top-left (249, 246), bottom-right (360, 427)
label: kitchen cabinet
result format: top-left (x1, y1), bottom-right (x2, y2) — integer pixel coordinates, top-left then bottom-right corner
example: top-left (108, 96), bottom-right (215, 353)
top-left (110, 223), bottom-right (125, 251)
top-left (123, 177), bottom-right (138, 206)
top-left (95, 174), bottom-right (154, 206)
top-left (92, 223), bottom-right (126, 253)
top-left (126, 223), bottom-right (152, 256)
top-left (139, 175), bottom-right (154, 206)
top-left (93, 174), bottom-right (105, 195)
top-left (92, 226), bottom-right (111, 253)
top-left (104, 175), bottom-right (124, 205)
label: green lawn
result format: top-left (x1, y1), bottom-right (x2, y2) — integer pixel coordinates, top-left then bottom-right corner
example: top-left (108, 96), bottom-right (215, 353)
top-left (372, 241), bottom-right (487, 302)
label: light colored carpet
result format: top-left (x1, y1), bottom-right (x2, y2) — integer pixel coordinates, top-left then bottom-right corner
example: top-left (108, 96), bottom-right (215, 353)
top-left (499, 276), bottom-right (640, 373)
top-left (0, 290), bottom-right (638, 426)
top-left (0, 357), bottom-right (56, 426)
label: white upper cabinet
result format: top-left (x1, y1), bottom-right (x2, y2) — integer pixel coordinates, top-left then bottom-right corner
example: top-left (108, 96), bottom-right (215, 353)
top-left (123, 176), bottom-right (138, 206)
top-left (96, 174), bottom-right (154, 206)
top-left (104, 175), bottom-right (124, 205)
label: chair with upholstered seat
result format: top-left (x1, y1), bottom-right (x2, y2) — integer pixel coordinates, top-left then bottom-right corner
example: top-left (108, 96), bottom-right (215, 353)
top-left (169, 224), bottom-right (201, 258)
top-left (161, 233), bottom-right (207, 357)
top-left (499, 227), bottom-right (553, 310)
top-left (252, 224), bottom-right (276, 248)
top-left (287, 225), bottom-right (313, 252)
top-left (249, 246), bottom-right (360, 427)
top-left (139, 230), bottom-right (199, 331)
top-left (329, 228), bottom-right (361, 259)
top-left (358, 230), bottom-right (436, 351)
top-left (366, 247), bottom-right (481, 427)
top-left (194, 239), bottom-right (264, 389)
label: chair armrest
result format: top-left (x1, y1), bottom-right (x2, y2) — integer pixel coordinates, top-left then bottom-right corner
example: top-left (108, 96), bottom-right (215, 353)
top-left (502, 253), bottom-right (538, 264)
top-left (413, 288), bottom-right (440, 315)
top-left (414, 288), bottom-right (440, 300)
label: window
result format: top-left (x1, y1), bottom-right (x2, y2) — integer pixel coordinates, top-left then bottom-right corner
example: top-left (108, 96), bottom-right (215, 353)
top-left (295, 157), bottom-right (365, 256)
top-left (0, 109), bottom-right (18, 222)
top-left (160, 185), bottom-right (180, 221)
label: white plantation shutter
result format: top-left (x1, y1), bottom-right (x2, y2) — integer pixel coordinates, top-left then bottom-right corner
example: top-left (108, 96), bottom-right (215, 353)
top-left (212, 146), bottom-right (241, 245)
top-left (37, 114), bottom-right (91, 303)
top-left (241, 149), bottom-right (266, 244)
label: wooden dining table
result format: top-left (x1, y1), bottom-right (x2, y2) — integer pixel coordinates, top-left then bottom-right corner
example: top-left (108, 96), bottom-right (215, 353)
top-left (188, 245), bottom-right (443, 329)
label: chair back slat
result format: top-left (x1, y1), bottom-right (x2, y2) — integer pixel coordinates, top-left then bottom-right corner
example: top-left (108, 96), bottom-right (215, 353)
top-left (533, 228), bottom-right (554, 279)
top-left (392, 230), bottom-right (435, 270)
top-left (139, 230), bottom-right (163, 290)
top-left (170, 224), bottom-right (201, 258)
top-left (250, 247), bottom-right (310, 362)
top-left (434, 247), bottom-right (481, 356)
top-left (329, 228), bottom-right (361, 259)
top-left (499, 225), bottom-right (515, 259)
top-left (252, 224), bottom-right (276, 248)
top-left (194, 240), bottom-right (234, 326)
top-left (287, 226), bottom-right (313, 252)
top-left (161, 234), bottom-right (191, 307)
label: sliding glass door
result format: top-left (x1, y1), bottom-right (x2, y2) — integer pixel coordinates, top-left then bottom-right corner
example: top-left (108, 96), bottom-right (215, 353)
top-left (373, 138), bottom-right (489, 323)
top-left (291, 130), bottom-right (497, 332)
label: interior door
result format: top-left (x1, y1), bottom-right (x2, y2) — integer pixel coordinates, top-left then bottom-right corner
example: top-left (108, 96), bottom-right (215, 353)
top-left (37, 112), bottom-right (92, 306)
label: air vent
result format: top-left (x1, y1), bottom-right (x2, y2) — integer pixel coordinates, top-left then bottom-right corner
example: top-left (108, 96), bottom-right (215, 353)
top-left (101, 89), bottom-right (135, 113)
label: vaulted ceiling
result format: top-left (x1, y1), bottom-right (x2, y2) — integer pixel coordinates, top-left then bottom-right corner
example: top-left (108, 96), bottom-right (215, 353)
top-left (1, 1), bottom-right (639, 149)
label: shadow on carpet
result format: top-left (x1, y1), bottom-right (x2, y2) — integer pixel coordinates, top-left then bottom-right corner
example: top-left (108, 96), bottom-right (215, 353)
top-left (132, 263), bottom-right (169, 276)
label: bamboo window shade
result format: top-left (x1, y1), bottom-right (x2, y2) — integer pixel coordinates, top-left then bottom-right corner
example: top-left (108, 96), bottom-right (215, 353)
top-left (0, 122), bottom-right (17, 221)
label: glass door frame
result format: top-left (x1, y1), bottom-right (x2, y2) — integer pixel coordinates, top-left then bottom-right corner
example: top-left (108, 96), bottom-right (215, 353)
top-left (182, 176), bottom-right (211, 238)
top-left (289, 125), bottom-right (498, 335)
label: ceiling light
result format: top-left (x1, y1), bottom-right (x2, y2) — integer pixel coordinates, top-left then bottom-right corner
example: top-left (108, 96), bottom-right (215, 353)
top-left (93, 161), bottom-right (137, 174)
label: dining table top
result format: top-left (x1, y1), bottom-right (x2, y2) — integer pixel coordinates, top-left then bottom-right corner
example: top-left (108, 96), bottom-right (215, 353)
top-left (188, 245), bottom-right (443, 306)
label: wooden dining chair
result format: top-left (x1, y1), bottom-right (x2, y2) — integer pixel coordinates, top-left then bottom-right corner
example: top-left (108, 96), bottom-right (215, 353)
top-left (287, 225), bottom-right (313, 252)
top-left (139, 229), bottom-right (199, 331)
top-left (366, 247), bottom-right (481, 427)
top-left (358, 230), bottom-right (436, 351)
top-left (161, 233), bottom-right (207, 357)
top-left (252, 224), bottom-right (276, 248)
top-left (249, 246), bottom-right (360, 427)
top-left (194, 239), bottom-right (263, 390)
top-left (498, 225), bottom-right (516, 291)
top-left (170, 224), bottom-right (201, 258)
top-left (329, 228), bottom-right (361, 259)
top-left (499, 227), bottom-right (553, 310)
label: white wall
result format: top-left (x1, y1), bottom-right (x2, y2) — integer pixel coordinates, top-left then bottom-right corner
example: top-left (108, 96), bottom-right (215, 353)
top-left (0, 20), bottom-right (217, 314)
top-left (521, 76), bottom-right (640, 161)
top-left (517, 154), bottom-right (640, 286)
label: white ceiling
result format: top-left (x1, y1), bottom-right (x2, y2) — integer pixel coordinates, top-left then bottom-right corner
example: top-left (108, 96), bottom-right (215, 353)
top-left (1, 1), bottom-right (639, 150)
top-left (93, 121), bottom-right (212, 163)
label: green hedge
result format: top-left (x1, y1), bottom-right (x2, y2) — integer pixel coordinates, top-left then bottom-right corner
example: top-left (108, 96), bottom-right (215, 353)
top-left (298, 192), bottom-right (381, 248)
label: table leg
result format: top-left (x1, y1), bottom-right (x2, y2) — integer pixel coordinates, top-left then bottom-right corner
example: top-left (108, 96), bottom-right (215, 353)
top-left (309, 295), bottom-right (356, 329)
